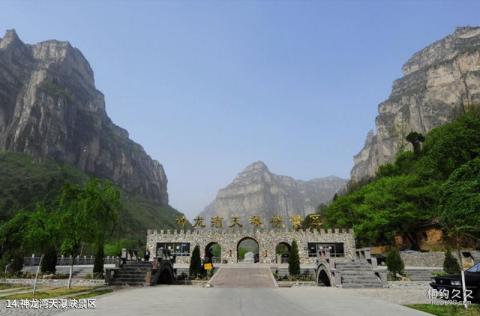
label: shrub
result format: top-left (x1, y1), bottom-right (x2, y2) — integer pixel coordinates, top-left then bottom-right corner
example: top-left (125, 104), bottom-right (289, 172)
top-left (386, 248), bottom-right (404, 280)
top-left (443, 249), bottom-right (461, 274)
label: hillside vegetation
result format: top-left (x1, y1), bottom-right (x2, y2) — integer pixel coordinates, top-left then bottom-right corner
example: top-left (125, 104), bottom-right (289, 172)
top-left (0, 152), bottom-right (184, 243)
top-left (322, 110), bottom-right (480, 248)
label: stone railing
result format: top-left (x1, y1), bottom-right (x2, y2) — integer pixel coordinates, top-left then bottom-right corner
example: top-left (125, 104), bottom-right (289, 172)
top-left (24, 255), bottom-right (118, 266)
top-left (355, 247), bottom-right (378, 268)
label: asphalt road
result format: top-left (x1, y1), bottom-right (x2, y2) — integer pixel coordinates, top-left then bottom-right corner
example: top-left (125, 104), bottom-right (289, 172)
top-left (57, 286), bottom-right (430, 316)
top-left (56, 266), bottom-right (431, 316)
top-left (210, 267), bottom-right (276, 288)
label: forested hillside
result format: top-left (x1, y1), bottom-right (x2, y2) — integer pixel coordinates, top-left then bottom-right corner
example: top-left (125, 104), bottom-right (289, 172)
top-left (0, 152), bottom-right (184, 243)
top-left (323, 110), bottom-right (480, 249)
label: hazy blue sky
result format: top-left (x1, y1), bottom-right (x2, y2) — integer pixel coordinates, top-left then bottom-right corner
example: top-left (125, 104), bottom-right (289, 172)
top-left (1, 1), bottom-right (478, 219)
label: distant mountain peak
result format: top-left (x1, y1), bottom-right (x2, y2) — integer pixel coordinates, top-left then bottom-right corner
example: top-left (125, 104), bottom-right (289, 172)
top-left (0, 29), bottom-right (22, 49)
top-left (243, 160), bottom-right (269, 172)
top-left (200, 162), bottom-right (347, 224)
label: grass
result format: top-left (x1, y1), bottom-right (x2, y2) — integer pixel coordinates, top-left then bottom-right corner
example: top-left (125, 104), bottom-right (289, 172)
top-left (70, 288), bottom-right (113, 299)
top-left (407, 304), bottom-right (480, 316)
top-left (1, 286), bottom-right (96, 300)
top-left (0, 283), bottom-right (28, 290)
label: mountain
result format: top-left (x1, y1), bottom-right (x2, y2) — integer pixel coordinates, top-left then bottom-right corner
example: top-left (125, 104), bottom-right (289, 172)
top-left (0, 29), bottom-right (167, 204)
top-left (351, 26), bottom-right (480, 182)
top-left (200, 161), bottom-right (347, 225)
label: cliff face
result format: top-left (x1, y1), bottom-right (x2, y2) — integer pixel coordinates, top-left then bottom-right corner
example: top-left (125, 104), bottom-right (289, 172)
top-left (351, 26), bottom-right (480, 182)
top-left (200, 161), bottom-right (346, 225)
top-left (0, 30), bottom-right (168, 204)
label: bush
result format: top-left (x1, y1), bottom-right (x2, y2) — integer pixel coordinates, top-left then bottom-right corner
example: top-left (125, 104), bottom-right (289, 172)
top-left (443, 249), bottom-right (461, 274)
top-left (288, 240), bottom-right (300, 277)
top-left (386, 248), bottom-right (404, 280)
top-left (189, 245), bottom-right (203, 278)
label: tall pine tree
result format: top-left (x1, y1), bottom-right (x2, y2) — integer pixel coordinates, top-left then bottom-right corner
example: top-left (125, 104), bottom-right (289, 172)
top-left (289, 240), bottom-right (300, 277)
top-left (189, 245), bottom-right (202, 278)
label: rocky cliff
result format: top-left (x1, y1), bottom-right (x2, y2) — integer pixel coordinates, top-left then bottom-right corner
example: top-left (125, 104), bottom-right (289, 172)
top-left (351, 26), bottom-right (480, 182)
top-left (0, 30), bottom-right (168, 204)
top-left (200, 161), bottom-right (346, 225)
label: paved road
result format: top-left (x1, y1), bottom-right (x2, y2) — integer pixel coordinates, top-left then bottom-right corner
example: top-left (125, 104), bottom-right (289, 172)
top-left (210, 266), bottom-right (276, 288)
top-left (57, 286), bottom-right (430, 316)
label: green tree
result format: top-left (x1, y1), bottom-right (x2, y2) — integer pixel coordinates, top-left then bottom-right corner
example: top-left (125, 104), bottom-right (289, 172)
top-left (325, 175), bottom-right (437, 248)
top-left (443, 249), bottom-right (461, 275)
top-left (82, 180), bottom-right (120, 277)
top-left (189, 245), bottom-right (202, 278)
top-left (386, 248), bottom-right (404, 280)
top-left (238, 247), bottom-right (247, 260)
top-left (406, 132), bottom-right (425, 154)
top-left (23, 205), bottom-right (61, 274)
top-left (419, 111), bottom-right (480, 180)
top-left (9, 251), bottom-right (24, 275)
top-left (0, 211), bottom-right (30, 274)
top-left (288, 240), bottom-right (300, 277)
top-left (57, 179), bottom-right (120, 285)
top-left (439, 157), bottom-right (480, 267)
top-left (41, 245), bottom-right (58, 274)
top-left (58, 183), bottom-right (91, 286)
top-left (93, 245), bottom-right (105, 278)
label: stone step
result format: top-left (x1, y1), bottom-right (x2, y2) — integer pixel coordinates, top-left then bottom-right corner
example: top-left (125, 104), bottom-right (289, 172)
top-left (342, 283), bottom-right (383, 288)
top-left (340, 269), bottom-right (375, 272)
top-left (115, 272), bottom-right (148, 276)
top-left (336, 264), bottom-right (372, 269)
top-left (342, 280), bottom-right (383, 285)
top-left (116, 269), bottom-right (149, 272)
top-left (337, 264), bottom-right (372, 266)
top-left (124, 262), bottom-right (151, 266)
top-left (110, 281), bottom-right (145, 286)
top-left (115, 272), bottom-right (147, 277)
top-left (342, 276), bottom-right (381, 280)
top-left (114, 278), bottom-right (146, 282)
top-left (341, 272), bottom-right (380, 277)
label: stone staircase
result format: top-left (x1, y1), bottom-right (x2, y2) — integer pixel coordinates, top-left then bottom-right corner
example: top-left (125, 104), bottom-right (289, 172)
top-left (336, 261), bottom-right (384, 288)
top-left (109, 261), bottom-right (152, 286)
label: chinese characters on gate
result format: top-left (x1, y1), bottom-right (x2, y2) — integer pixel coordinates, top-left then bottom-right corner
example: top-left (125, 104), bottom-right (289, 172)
top-left (181, 214), bottom-right (323, 230)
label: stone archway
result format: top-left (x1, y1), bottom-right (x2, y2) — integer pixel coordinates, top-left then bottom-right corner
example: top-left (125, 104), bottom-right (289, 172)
top-left (275, 242), bottom-right (291, 263)
top-left (317, 264), bottom-right (332, 287)
top-left (205, 242), bottom-right (221, 263)
top-left (237, 237), bottom-right (259, 263)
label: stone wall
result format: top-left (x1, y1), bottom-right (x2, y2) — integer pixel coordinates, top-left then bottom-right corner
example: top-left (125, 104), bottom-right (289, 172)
top-left (400, 251), bottom-right (445, 267)
top-left (146, 228), bottom-right (355, 265)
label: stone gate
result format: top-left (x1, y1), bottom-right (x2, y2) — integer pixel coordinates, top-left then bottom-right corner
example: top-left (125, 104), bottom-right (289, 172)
top-left (146, 228), bottom-right (355, 264)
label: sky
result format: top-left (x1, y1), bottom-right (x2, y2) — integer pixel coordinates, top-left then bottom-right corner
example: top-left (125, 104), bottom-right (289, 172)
top-left (0, 0), bottom-right (479, 219)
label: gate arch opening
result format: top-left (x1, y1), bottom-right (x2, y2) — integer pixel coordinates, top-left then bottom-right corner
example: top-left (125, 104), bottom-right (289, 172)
top-left (237, 237), bottom-right (259, 263)
top-left (317, 265), bottom-right (331, 287)
top-left (275, 242), bottom-right (291, 263)
top-left (156, 261), bottom-right (175, 284)
top-left (205, 242), bottom-right (221, 263)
